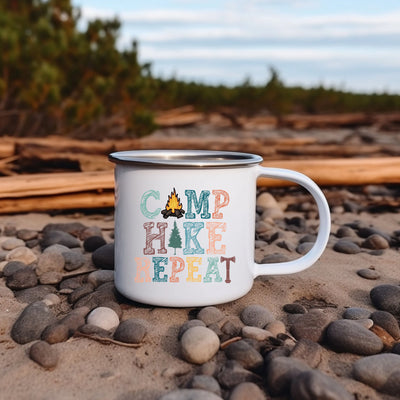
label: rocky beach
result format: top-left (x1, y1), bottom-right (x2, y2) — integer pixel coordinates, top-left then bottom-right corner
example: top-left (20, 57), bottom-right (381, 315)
top-left (0, 178), bottom-right (399, 400)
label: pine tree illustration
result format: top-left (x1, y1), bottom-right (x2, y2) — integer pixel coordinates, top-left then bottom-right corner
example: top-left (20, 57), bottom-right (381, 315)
top-left (168, 220), bottom-right (182, 255)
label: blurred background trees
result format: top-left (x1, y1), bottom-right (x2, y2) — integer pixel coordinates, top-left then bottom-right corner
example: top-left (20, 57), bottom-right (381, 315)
top-left (1, 0), bottom-right (399, 138)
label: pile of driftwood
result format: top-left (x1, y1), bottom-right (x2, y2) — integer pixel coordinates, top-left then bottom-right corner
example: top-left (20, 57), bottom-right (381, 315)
top-left (1, 108), bottom-right (400, 214)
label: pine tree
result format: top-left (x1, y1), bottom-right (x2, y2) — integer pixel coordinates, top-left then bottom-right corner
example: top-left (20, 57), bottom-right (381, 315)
top-left (168, 221), bottom-right (182, 255)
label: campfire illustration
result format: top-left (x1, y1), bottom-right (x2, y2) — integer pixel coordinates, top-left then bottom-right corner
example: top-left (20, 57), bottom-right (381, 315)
top-left (161, 188), bottom-right (185, 219)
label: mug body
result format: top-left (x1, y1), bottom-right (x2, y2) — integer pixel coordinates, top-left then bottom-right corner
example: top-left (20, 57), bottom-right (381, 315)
top-left (112, 155), bottom-right (259, 307)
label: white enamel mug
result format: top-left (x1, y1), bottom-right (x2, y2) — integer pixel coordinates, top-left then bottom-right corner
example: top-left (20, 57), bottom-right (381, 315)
top-left (108, 150), bottom-right (331, 307)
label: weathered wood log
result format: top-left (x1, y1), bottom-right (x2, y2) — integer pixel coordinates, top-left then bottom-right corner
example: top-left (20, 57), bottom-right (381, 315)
top-left (0, 157), bottom-right (400, 213)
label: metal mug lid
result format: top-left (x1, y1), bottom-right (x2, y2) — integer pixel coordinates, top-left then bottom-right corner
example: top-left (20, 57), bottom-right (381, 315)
top-left (108, 150), bottom-right (263, 168)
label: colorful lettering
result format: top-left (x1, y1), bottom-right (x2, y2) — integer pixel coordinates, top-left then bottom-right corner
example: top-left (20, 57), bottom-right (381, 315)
top-left (183, 222), bottom-right (205, 255)
top-left (152, 257), bottom-right (169, 282)
top-left (203, 257), bottom-right (223, 283)
top-left (185, 190), bottom-right (211, 219)
top-left (220, 256), bottom-right (236, 283)
top-left (186, 256), bottom-right (202, 282)
top-left (206, 221), bottom-right (226, 255)
top-left (134, 257), bottom-right (151, 282)
top-left (212, 190), bottom-right (230, 219)
top-left (140, 190), bottom-right (161, 219)
top-left (143, 222), bottom-right (168, 255)
top-left (169, 256), bottom-right (185, 282)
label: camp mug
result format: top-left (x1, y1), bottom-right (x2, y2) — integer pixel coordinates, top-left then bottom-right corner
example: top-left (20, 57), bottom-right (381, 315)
top-left (108, 150), bottom-right (330, 307)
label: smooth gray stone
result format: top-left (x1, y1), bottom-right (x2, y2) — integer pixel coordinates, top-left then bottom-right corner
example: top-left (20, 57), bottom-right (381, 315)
top-left (240, 304), bottom-right (274, 328)
top-left (357, 268), bottom-right (380, 280)
top-left (159, 389), bottom-right (223, 400)
top-left (224, 339), bottom-right (264, 370)
top-left (11, 301), bottom-right (57, 344)
top-left (6, 266), bottom-right (37, 290)
top-left (291, 370), bottom-right (353, 400)
top-left (217, 360), bottom-right (261, 389)
top-left (333, 240), bottom-right (361, 254)
top-left (114, 318), bottom-right (148, 344)
top-left (326, 319), bottom-right (383, 355)
top-left (62, 250), bottom-right (85, 271)
top-left (83, 236), bottom-right (107, 252)
top-left (187, 375), bottom-right (222, 396)
top-left (178, 319), bottom-right (206, 340)
top-left (197, 306), bottom-right (224, 326)
top-left (29, 340), bottom-right (58, 369)
top-left (342, 307), bottom-right (371, 320)
top-left (229, 382), bottom-right (266, 400)
top-left (361, 234), bottom-right (389, 250)
top-left (353, 353), bottom-right (400, 395)
top-left (40, 230), bottom-right (81, 249)
top-left (290, 339), bottom-right (323, 368)
top-left (370, 310), bottom-right (400, 340)
top-left (3, 261), bottom-right (27, 277)
top-left (42, 222), bottom-right (86, 236)
top-left (290, 309), bottom-right (330, 343)
top-left (370, 284), bottom-right (400, 315)
top-left (92, 242), bottom-right (114, 270)
top-left (14, 285), bottom-right (57, 304)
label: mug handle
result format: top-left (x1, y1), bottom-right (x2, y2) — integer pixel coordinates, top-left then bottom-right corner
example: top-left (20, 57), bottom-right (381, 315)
top-left (253, 166), bottom-right (331, 277)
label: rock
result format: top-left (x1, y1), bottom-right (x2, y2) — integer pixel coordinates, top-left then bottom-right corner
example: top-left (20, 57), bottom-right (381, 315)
top-left (6, 266), bottom-right (38, 290)
top-left (87, 269), bottom-right (114, 288)
top-left (353, 353), bottom-right (400, 395)
top-left (217, 360), bottom-right (261, 389)
top-left (240, 304), bottom-right (274, 328)
top-left (42, 293), bottom-right (61, 306)
top-left (326, 319), bottom-right (384, 355)
top-left (5, 246), bottom-right (37, 264)
top-left (197, 306), bottom-right (224, 326)
top-left (92, 242), bottom-right (114, 269)
top-left (342, 307), bottom-right (371, 320)
top-left (80, 226), bottom-right (103, 241)
top-left (290, 339), bottom-right (323, 368)
top-left (41, 323), bottom-right (70, 344)
top-left (59, 309), bottom-right (87, 334)
top-left (68, 284), bottom-right (94, 304)
top-left (229, 382), bottom-right (266, 400)
top-left (283, 303), bottom-right (307, 314)
top-left (187, 375), bottom-right (222, 396)
top-left (39, 271), bottom-right (63, 285)
top-left (336, 226), bottom-right (357, 238)
top-left (40, 229), bottom-right (81, 249)
top-left (296, 242), bottom-right (314, 255)
top-left (265, 356), bottom-right (311, 396)
top-left (42, 222), bottom-right (86, 237)
top-left (333, 239), bottom-right (361, 254)
top-left (35, 252), bottom-right (65, 276)
top-left (17, 229), bottom-right (38, 241)
top-left (160, 389), bottom-right (222, 400)
top-left (290, 309), bottom-right (330, 343)
top-left (3, 223), bottom-right (17, 236)
top-left (370, 325), bottom-right (396, 349)
top-left (79, 324), bottom-right (112, 338)
top-left (392, 343), bottom-right (400, 355)
top-left (178, 319), bottom-right (206, 340)
top-left (62, 250), bottom-right (85, 271)
top-left (370, 284), bottom-right (400, 315)
top-left (14, 285), bottom-right (57, 303)
top-left (0, 286), bottom-right (14, 298)
top-left (29, 341), bottom-right (58, 369)
top-left (43, 244), bottom-right (70, 255)
top-left (114, 318), bottom-right (148, 344)
top-left (290, 370), bottom-right (353, 400)
top-left (370, 310), bottom-right (400, 340)
top-left (11, 301), bottom-right (57, 344)
top-left (221, 318), bottom-right (243, 337)
top-left (2, 260), bottom-right (26, 277)
top-left (224, 339), bottom-right (264, 370)
top-left (357, 268), bottom-right (380, 280)
top-left (256, 192), bottom-right (280, 210)
top-left (361, 234), bottom-right (390, 250)
top-left (260, 253), bottom-right (290, 263)
top-left (180, 326), bottom-right (220, 364)
top-left (265, 320), bottom-right (286, 337)
top-left (1, 237), bottom-right (25, 250)
top-left (83, 236), bottom-right (107, 252)
top-left (73, 282), bottom-right (116, 310)
top-left (86, 307), bottom-right (120, 331)
top-left (241, 326), bottom-right (271, 341)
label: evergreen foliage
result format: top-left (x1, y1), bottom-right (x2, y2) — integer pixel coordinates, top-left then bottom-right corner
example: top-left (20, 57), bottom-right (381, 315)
top-left (168, 221), bottom-right (182, 255)
top-left (1, 1), bottom-right (399, 138)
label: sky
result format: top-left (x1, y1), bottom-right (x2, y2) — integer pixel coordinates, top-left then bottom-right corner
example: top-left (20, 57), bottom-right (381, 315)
top-left (72, 0), bottom-right (400, 94)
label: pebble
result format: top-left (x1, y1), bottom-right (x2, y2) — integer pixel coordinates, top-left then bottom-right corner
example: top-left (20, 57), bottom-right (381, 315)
top-left (217, 360), bottom-right (261, 389)
top-left (39, 271), bottom-right (63, 285)
top-left (35, 252), bottom-right (65, 276)
top-left (256, 192), bottom-right (280, 209)
top-left (240, 304), bottom-right (274, 328)
top-left (326, 319), bottom-right (384, 355)
top-left (224, 339), bottom-right (264, 370)
top-left (80, 226), bottom-right (103, 241)
top-left (79, 324), bottom-right (112, 338)
top-left (392, 343), bottom-right (400, 355)
top-left (11, 301), bottom-right (57, 344)
top-left (17, 229), bottom-right (38, 241)
top-left (357, 268), bottom-right (380, 280)
top-left (187, 375), bottom-right (221, 396)
top-left (283, 303), bottom-right (308, 314)
top-left (43, 293), bottom-right (61, 306)
top-left (42, 222), bottom-right (86, 237)
top-left (221, 318), bottom-right (243, 337)
top-left (87, 270), bottom-right (114, 288)
top-left (6, 266), bottom-right (38, 290)
top-left (342, 307), bottom-right (371, 320)
top-left (296, 242), bottom-right (314, 255)
top-left (5, 246), bottom-right (37, 264)
top-left (114, 318), bottom-right (148, 344)
top-left (361, 234), bottom-right (389, 250)
top-left (29, 340), bottom-right (58, 369)
top-left (370, 284), bottom-right (400, 315)
top-left (41, 323), bottom-right (70, 344)
top-left (260, 253), bottom-right (290, 263)
top-left (265, 320), bottom-right (286, 337)
top-left (242, 326), bottom-right (271, 341)
top-left (14, 285), bottom-right (57, 303)
top-left (160, 389), bottom-right (223, 400)
top-left (60, 308), bottom-right (88, 333)
top-left (333, 239), bottom-right (361, 254)
top-left (92, 242), bottom-right (115, 269)
top-left (336, 226), bottom-right (357, 238)
top-left (265, 356), bottom-right (311, 396)
top-left (290, 309), bottom-right (330, 343)
top-left (73, 282), bottom-right (117, 310)
top-left (290, 370), bottom-right (353, 400)
top-left (370, 310), bottom-right (400, 340)
top-left (40, 230), bottom-right (81, 249)
top-left (178, 319), bottom-right (206, 340)
top-left (3, 223), bottom-right (17, 236)
top-left (290, 339), bottom-right (323, 368)
top-left (197, 306), bottom-right (225, 326)
top-left (68, 284), bottom-right (94, 304)
top-left (43, 243), bottom-right (70, 255)
top-left (83, 235), bottom-right (107, 252)
top-left (0, 286), bottom-right (14, 298)
top-left (180, 326), bottom-right (220, 364)
top-left (87, 307), bottom-right (120, 331)
top-left (353, 353), bottom-right (400, 395)
top-left (62, 250), bottom-right (85, 271)
top-left (1, 237), bottom-right (25, 250)
top-left (229, 382), bottom-right (266, 400)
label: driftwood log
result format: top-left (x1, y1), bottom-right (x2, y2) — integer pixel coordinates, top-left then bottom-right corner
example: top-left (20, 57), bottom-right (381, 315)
top-left (0, 157), bottom-right (399, 214)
